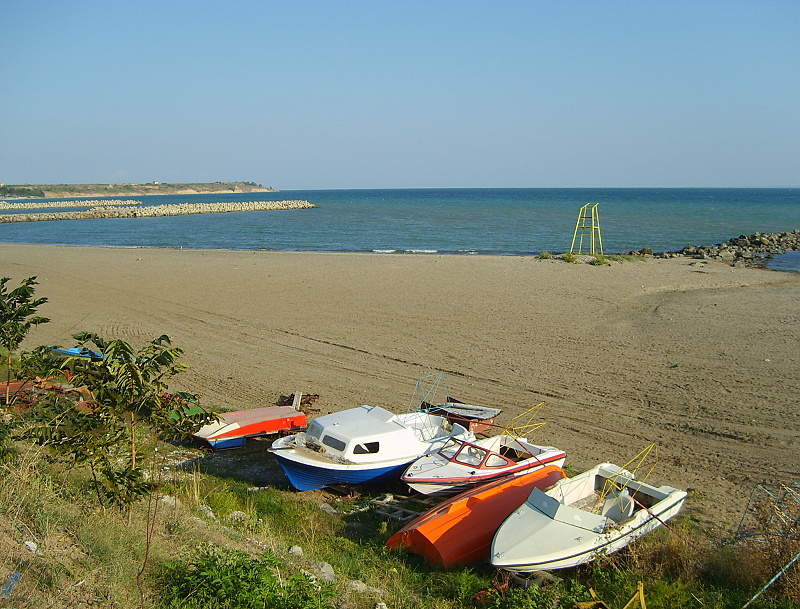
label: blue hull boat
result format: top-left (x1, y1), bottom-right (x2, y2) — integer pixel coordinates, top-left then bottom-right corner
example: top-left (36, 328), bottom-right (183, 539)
top-left (270, 405), bottom-right (474, 491)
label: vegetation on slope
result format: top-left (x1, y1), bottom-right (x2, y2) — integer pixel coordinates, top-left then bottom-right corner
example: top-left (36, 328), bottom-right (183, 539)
top-left (0, 182), bottom-right (275, 199)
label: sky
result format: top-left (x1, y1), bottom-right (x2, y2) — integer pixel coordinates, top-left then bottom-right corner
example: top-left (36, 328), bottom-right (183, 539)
top-left (2, 1), bottom-right (799, 189)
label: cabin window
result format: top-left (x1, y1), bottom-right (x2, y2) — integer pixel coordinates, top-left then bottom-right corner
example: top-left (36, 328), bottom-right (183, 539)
top-left (353, 441), bottom-right (380, 454)
top-left (485, 454), bottom-right (510, 468)
top-left (307, 421), bottom-right (324, 440)
top-left (321, 435), bottom-right (346, 452)
top-left (456, 445), bottom-right (487, 467)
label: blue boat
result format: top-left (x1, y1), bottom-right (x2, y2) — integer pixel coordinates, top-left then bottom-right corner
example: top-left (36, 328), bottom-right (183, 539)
top-left (270, 405), bottom-right (474, 491)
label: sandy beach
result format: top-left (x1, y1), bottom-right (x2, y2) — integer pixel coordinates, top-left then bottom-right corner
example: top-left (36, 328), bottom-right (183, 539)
top-left (3, 244), bottom-right (799, 530)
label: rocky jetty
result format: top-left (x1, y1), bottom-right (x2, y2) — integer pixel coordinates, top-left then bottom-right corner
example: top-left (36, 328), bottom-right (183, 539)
top-left (0, 199), bottom-right (142, 210)
top-left (0, 200), bottom-right (316, 223)
top-left (627, 230), bottom-right (800, 264)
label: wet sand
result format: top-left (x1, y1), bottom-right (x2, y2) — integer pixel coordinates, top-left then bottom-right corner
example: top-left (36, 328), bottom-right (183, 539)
top-left (3, 244), bottom-right (799, 530)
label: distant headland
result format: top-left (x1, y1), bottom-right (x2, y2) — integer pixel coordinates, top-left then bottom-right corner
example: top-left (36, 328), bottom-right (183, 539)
top-left (0, 181), bottom-right (276, 199)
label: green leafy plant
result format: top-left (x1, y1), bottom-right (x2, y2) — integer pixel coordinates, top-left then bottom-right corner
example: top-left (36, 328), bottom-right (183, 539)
top-left (562, 252), bottom-right (579, 264)
top-left (61, 332), bottom-right (215, 476)
top-left (537, 251), bottom-right (552, 259)
top-left (589, 255), bottom-right (609, 266)
top-left (24, 334), bottom-right (210, 506)
top-left (156, 544), bottom-right (334, 609)
top-left (0, 276), bottom-right (50, 405)
top-left (17, 344), bottom-right (65, 381)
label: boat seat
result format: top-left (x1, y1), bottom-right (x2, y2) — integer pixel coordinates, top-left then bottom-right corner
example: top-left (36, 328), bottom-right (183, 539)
top-left (602, 490), bottom-right (635, 523)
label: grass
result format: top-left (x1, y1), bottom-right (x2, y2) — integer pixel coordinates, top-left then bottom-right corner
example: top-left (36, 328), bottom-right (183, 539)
top-left (1, 432), bottom-right (798, 609)
top-left (589, 255), bottom-right (609, 266)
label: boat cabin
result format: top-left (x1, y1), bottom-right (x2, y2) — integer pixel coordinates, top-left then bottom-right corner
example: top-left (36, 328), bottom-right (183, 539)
top-left (303, 405), bottom-right (456, 464)
top-left (438, 438), bottom-right (517, 469)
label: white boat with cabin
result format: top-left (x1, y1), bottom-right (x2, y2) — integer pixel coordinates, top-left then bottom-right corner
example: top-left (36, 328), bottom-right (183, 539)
top-left (270, 405), bottom-right (474, 491)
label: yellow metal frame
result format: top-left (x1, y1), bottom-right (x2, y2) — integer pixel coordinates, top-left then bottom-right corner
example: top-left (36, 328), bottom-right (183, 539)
top-left (570, 203), bottom-right (603, 255)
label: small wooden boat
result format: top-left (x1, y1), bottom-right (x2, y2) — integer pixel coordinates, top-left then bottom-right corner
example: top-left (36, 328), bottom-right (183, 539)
top-left (270, 405), bottom-right (474, 491)
top-left (490, 463), bottom-right (687, 572)
top-left (402, 434), bottom-right (566, 495)
top-left (192, 406), bottom-right (307, 449)
top-left (386, 464), bottom-right (566, 569)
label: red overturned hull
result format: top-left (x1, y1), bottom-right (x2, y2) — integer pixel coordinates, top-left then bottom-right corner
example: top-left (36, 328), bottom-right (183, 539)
top-left (193, 406), bottom-right (307, 449)
top-left (386, 464), bottom-right (566, 569)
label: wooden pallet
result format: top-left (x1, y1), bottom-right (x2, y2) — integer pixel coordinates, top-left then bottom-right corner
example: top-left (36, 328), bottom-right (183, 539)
top-left (370, 492), bottom-right (443, 523)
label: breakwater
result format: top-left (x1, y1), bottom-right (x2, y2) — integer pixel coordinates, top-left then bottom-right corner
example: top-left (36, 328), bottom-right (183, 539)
top-left (0, 200), bottom-right (316, 223)
top-left (641, 230), bottom-right (800, 263)
top-left (0, 199), bottom-right (143, 210)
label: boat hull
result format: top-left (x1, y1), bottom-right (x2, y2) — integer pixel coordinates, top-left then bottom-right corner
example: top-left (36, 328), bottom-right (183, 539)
top-left (405, 452), bottom-right (566, 495)
top-left (271, 451), bottom-right (412, 491)
top-left (402, 435), bottom-right (566, 496)
top-left (386, 465), bottom-right (567, 569)
top-left (192, 406), bottom-right (306, 449)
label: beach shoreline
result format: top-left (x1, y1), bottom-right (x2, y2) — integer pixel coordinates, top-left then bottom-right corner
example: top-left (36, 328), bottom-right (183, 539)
top-left (3, 243), bottom-right (799, 530)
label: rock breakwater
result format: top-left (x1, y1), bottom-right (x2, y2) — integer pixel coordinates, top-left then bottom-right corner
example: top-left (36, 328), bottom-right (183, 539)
top-left (0, 199), bottom-right (143, 210)
top-left (629, 230), bottom-right (800, 264)
top-left (0, 200), bottom-right (316, 223)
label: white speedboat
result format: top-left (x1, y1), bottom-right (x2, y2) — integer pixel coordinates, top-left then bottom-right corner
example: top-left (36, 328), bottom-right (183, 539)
top-left (270, 405), bottom-right (474, 491)
top-left (402, 434), bottom-right (566, 495)
top-left (490, 462), bottom-right (687, 571)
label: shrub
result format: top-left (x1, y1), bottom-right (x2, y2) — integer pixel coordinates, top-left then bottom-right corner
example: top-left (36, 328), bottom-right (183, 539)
top-left (156, 544), bottom-right (334, 609)
top-left (537, 251), bottom-right (552, 259)
top-left (562, 253), bottom-right (579, 264)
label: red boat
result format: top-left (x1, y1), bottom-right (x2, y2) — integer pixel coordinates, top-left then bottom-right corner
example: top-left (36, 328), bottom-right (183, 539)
top-left (192, 406), bottom-right (307, 449)
top-left (386, 464), bottom-right (566, 569)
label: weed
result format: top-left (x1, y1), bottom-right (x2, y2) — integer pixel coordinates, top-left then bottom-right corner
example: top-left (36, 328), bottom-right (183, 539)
top-left (155, 543), bottom-right (335, 609)
top-left (589, 255), bottom-right (609, 266)
top-left (537, 251), bottom-right (552, 259)
top-left (562, 252), bottom-right (579, 264)
top-left (203, 489), bottom-right (241, 519)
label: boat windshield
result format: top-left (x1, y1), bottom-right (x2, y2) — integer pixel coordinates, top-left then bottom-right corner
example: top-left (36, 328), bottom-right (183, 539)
top-left (439, 438), bottom-right (462, 459)
top-left (485, 453), bottom-right (510, 467)
top-left (455, 444), bottom-right (488, 467)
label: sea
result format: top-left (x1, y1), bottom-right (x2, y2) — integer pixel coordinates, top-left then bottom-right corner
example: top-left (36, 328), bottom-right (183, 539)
top-left (1, 188), bottom-right (799, 272)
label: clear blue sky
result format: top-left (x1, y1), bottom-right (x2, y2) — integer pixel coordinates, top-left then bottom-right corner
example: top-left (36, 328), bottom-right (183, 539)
top-left (2, 1), bottom-right (798, 189)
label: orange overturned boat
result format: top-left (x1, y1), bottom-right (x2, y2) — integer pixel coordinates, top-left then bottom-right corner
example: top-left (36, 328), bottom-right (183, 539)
top-left (385, 464), bottom-right (566, 569)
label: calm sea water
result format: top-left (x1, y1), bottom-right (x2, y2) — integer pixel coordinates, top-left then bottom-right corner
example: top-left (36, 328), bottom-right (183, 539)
top-left (1, 188), bottom-right (798, 271)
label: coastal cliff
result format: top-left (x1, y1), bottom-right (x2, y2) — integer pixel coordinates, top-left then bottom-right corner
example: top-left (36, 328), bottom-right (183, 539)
top-left (0, 181), bottom-right (276, 199)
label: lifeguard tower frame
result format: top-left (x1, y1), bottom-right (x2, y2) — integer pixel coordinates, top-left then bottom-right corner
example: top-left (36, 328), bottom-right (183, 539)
top-left (570, 203), bottom-right (603, 255)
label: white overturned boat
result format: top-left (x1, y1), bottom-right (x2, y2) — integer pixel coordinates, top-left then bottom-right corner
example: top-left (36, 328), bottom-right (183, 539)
top-left (491, 462), bottom-right (687, 571)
